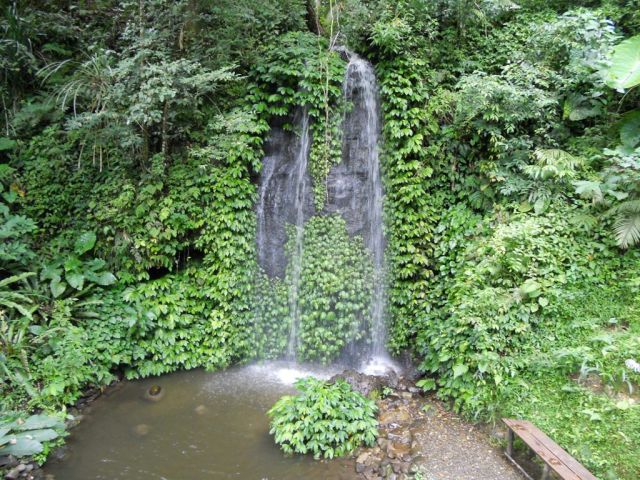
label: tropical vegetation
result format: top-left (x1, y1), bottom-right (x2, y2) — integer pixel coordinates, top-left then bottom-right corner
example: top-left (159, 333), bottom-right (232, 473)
top-left (0, 0), bottom-right (639, 478)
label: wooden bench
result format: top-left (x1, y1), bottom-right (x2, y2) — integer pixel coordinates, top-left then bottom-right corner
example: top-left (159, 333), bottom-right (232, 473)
top-left (502, 419), bottom-right (597, 480)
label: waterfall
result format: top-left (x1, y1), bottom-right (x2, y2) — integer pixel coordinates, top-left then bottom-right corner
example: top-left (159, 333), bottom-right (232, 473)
top-left (256, 54), bottom-right (397, 373)
top-left (340, 53), bottom-right (390, 365)
top-left (285, 111), bottom-right (311, 361)
top-left (256, 145), bottom-right (278, 272)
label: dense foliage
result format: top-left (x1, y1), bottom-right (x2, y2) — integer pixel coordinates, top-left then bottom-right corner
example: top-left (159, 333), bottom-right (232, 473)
top-left (255, 216), bottom-right (373, 362)
top-left (1, 0), bottom-right (640, 477)
top-left (268, 377), bottom-right (378, 458)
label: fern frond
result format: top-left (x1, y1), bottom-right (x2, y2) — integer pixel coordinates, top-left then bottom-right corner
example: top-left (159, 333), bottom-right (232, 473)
top-left (611, 200), bottom-right (640, 248)
top-left (525, 149), bottom-right (584, 180)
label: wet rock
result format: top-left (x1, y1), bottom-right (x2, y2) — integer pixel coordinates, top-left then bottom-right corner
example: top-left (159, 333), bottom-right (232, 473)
top-left (382, 464), bottom-right (395, 479)
top-left (144, 385), bottom-right (164, 402)
top-left (5, 464), bottom-right (24, 480)
top-left (387, 428), bottom-right (411, 445)
top-left (0, 455), bottom-right (18, 469)
top-left (386, 441), bottom-right (411, 460)
top-left (66, 414), bottom-right (84, 429)
top-left (356, 451), bottom-right (371, 473)
top-left (363, 468), bottom-right (381, 480)
top-left (49, 445), bottom-right (69, 462)
top-left (409, 457), bottom-right (426, 473)
top-left (256, 116), bottom-right (316, 278)
top-left (378, 408), bottom-right (410, 427)
top-left (356, 452), bottom-right (371, 464)
top-left (329, 369), bottom-right (391, 396)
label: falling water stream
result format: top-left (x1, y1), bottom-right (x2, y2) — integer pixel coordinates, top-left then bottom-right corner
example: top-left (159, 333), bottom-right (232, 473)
top-left (286, 111), bottom-right (311, 361)
top-left (255, 51), bottom-right (396, 372)
top-left (344, 53), bottom-right (387, 359)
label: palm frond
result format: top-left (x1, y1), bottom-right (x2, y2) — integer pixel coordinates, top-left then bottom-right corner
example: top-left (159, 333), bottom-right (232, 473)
top-left (611, 200), bottom-right (640, 248)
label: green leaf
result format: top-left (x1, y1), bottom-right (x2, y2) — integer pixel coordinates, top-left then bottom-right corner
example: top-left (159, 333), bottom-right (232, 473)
top-left (620, 110), bottom-right (640, 148)
top-left (50, 279), bottom-right (66, 298)
top-left (40, 264), bottom-right (62, 282)
top-left (12, 429), bottom-right (59, 443)
top-left (519, 279), bottom-right (542, 298)
top-left (64, 256), bottom-right (83, 272)
top-left (0, 137), bottom-right (16, 151)
top-left (0, 437), bottom-right (43, 457)
top-left (67, 272), bottom-right (85, 290)
top-left (94, 272), bottom-right (117, 286)
top-left (604, 35), bottom-right (640, 91)
top-left (74, 232), bottom-right (97, 255)
top-left (452, 364), bottom-right (469, 378)
top-left (416, 378), bottom-right (437, 391)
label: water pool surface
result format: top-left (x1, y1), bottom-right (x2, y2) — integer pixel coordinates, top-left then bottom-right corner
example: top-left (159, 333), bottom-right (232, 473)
top-left (45, 362), bottom-right (359, 480)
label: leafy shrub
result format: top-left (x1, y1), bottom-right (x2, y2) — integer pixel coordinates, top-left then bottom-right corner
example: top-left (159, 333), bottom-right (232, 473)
top-left (268, 377), bottom-right (378, 459)
top-left (292, 216), bottom-right (373, 363)
top-left (253, 215), bottom-right (374, 363)
top-left (415, 204), bottom-right (621, 415)
top-left (0, 413), bottom-right (65, 458)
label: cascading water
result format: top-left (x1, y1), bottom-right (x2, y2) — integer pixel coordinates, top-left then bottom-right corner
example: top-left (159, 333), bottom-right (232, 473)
top-left (256, 141), bottom-right (279, 272)
top-left (286, 111), bottom-right (311, 360)
top-left (256, 53), bottom-right (397, 374)
top-left (339, 53), bottom-right (394, 373)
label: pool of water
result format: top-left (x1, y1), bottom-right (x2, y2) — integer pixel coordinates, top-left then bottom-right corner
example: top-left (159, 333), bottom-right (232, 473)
top-left (45, 362), bottom-right (360, 480)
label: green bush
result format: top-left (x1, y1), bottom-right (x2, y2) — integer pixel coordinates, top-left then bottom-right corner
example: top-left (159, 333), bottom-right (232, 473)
top-left (268, 377), bottom-right (378, 459)
top-left (253, 215), bottom-right (374, 363)
top-left (0, 413), bottom-right (66, 459)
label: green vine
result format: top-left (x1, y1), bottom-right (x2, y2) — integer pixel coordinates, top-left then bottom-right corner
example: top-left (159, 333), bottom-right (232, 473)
top-left (253, 215), bottom-right (373, 364)
top-left (251, 32), bottom-right (346, 209)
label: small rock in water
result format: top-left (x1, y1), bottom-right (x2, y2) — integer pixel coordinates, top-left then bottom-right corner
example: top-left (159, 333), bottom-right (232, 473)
top-left (5, 465), bottom-right (23, 480)
top-left (194, 405), bottom-right (207, 415)
top-left (144, 385), bottom-right (164, 402)
top-left (0, 455), bottom-right (17, 470)
top-left (134, 424), bottom-right (151, 436)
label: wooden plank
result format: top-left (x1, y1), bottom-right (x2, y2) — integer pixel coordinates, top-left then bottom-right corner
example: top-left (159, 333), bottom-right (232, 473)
top-left (502, 419), bottom-right (583, 480)
top-left (522, 422), bottom-right (598, 480)
top-left (503, 419), bottom-right (597, 480)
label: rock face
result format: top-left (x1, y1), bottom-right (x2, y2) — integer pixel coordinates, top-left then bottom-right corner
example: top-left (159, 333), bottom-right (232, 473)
top-left (256, 56), bottom-right (385, 280)
top-left (330, 368), bottom-right (398, 397)
top-left (256, 115), bottom-right (315, 278)
top-left (323, 53), bottom-right (382, 250)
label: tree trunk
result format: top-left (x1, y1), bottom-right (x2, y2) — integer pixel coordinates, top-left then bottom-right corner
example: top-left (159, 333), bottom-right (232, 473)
top-left (306, 0), bottom-right (324, 36)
